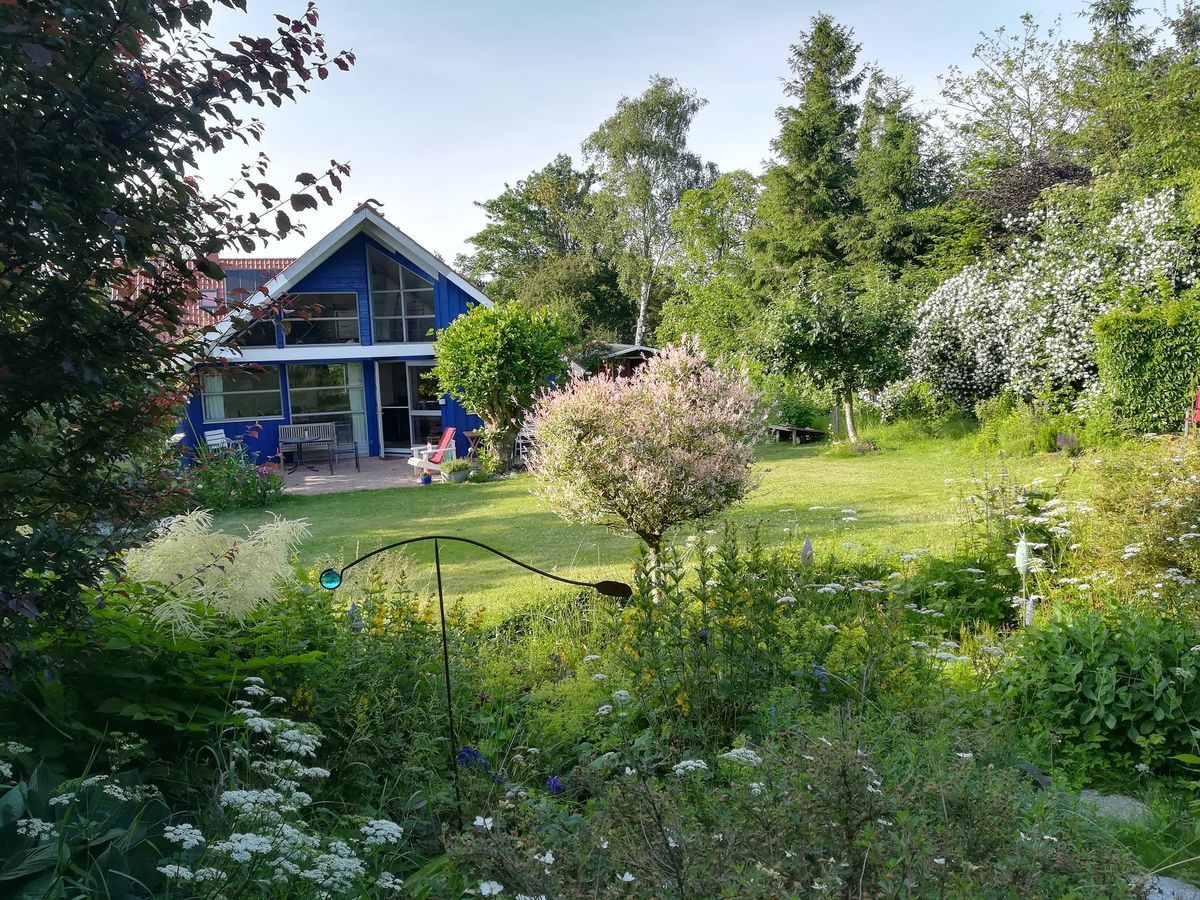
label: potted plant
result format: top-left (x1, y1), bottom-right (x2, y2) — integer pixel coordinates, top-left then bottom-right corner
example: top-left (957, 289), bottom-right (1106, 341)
top-left (441, 458), bottom-right (471, 484)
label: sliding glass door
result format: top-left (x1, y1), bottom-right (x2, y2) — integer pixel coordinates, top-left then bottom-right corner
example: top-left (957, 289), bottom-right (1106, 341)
top-left (377, 362), bottom-right (442, 454)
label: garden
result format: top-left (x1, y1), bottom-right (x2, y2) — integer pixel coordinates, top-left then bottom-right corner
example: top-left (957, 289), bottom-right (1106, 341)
top-left (11, 1), bottom-right (1200, 898)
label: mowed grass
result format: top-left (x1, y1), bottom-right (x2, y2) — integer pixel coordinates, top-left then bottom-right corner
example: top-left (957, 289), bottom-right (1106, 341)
top-left (215, 433), bottom-right (1091, 616)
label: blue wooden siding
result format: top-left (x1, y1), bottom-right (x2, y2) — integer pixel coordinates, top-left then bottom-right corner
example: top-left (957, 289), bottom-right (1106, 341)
top-left (185, 227), bottom-right (483, 462)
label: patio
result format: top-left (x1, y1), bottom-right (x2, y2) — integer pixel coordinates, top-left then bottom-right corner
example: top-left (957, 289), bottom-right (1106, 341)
top-left (283, 456), bottom-right (422, 496)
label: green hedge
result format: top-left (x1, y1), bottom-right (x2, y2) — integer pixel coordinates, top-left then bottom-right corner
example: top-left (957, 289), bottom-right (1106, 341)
top-left (1094, 298), bottom-right (1200, 433)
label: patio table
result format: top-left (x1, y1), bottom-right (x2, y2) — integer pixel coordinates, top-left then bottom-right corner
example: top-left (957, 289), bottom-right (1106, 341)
top-left (283, 437), bottom-right (330, 473)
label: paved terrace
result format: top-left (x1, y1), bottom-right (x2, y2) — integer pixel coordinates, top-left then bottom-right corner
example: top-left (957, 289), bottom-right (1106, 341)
top-left (283, 456), bottom-right (421, 496)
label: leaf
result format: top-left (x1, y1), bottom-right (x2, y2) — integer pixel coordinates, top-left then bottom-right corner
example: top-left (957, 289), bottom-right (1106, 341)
top-left (19, 42), bottom-right (51, 66)
top-left (276, 210), bottom-right (291, 235)
top-left (0, 784), bottom-right (26, 828)
top-left (290, 193), bottom-right (319, 212)
top-left (0, 842), bottom-right (61, 881)
top-left (295, 172), bottom-right (317, 186)
top-left (1173, 753), bottom-right (1200, 765)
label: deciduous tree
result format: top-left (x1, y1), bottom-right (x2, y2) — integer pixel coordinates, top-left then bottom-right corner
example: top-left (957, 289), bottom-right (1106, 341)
top-left (658, 171), bottom-right (765, 358)
top-left (759, 269), bottom-right (910, 443)
top-left (0, 0), bottom-right (352, 666)
top-left (431, 304), bottom-right (566, 467)
top-left (584, 77), bottom-right (715, 345)
top-left (456, 154), bottom-right (598, 302)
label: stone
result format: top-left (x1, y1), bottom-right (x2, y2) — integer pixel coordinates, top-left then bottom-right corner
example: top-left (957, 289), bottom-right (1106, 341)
top-left (1128, 874), bottom-right (1200, 899)
top-left (1080, 789), bottom-right (1153, 825)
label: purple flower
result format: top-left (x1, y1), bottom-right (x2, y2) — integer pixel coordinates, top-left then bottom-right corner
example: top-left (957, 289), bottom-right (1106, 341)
top-left (457, 746), bottom-right (489, 770)
top-left (545, 775), bottom-right (564, 794)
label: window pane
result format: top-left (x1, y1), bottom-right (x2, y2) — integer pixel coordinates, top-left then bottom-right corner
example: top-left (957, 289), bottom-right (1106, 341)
top-left (203, 391), bottom-right (283, 420)
top-left (224, 268), bottom-right (272, 300)
top-left (381, 407), bottom-right (411, 447)
top-left (284, 317), bottom-right (360, 345)
top-left (405, 289), bottom-right (434, 318)
top-left (200, 366), bottom-right (280, 394)
top-left (402, 267), bottom-right (435, 291)
top-left (368, 246), bottom-right (403, 293)
top-left (372, 317), bottom-right (405, 343)
top-left (378, 363), bottom-right (409, 408)
top-left (293, 411), bottom-right (368, 448)
top-left (288, 364), bottom-right (351, 389)
top-left (290, 387), bottom-right (356, 415)
top-left (407, 317), bottom-right (435, 341)
top-left (288, 293), bottom-right (358, 318)
top-left (408, 365), bottom-right (440, 411)
top-left (229, 317), bottom-right (277, 348)
top-left (411, 414), bottom-right (443, 446)
top-left (371, 292), bottom-right (403, 318)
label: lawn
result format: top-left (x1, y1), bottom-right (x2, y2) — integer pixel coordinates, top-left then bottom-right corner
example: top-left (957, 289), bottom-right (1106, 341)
top-left (217, 434), bottom-right (1090, 614)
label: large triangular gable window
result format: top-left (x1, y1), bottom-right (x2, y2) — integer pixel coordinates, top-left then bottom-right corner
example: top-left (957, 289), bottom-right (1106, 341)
top-left (367, 245), bottom-right (435, 343)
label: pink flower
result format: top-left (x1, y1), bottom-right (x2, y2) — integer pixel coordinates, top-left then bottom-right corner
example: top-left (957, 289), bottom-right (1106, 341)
top-left (527, 339), bottom-right (764, 547)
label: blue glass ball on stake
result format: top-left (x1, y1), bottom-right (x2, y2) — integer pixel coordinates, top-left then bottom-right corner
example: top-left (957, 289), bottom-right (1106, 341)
top-left (319, 568), bottom-right (343, 590)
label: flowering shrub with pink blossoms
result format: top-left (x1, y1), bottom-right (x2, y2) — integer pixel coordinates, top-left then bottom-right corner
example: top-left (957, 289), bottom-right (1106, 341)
top-left (526, 339), bottom-right (766, 550)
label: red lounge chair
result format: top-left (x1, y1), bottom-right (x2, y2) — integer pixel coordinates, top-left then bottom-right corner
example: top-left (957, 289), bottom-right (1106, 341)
top-left (1187, 388), bottom-right (1200, 437)
top-left (406, 427), bottom-right (457, 473)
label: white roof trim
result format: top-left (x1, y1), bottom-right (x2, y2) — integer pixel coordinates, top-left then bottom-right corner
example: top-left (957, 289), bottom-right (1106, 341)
top-left (203, 206), bottom-right (493, 349)
top-left (211, 343), bottom-right (436, 363)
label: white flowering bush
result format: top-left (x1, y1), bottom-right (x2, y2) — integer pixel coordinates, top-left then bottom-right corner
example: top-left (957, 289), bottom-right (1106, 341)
top-left (152, 675), bottom-right (410, 895)
top-left (911, 190), bottom-right (1197, 407)
top-left (124, 509), bottom-right (310, 634)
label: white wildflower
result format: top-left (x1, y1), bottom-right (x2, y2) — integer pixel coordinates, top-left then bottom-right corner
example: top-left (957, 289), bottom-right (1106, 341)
top-left (164, 823), bottom-right (205, 849)
top-left (720, 747), bottom-right (762, 767)
top-left (672, 759), bottom-right (709, 776)
top-left (360, 819), bottom-right (404, 846)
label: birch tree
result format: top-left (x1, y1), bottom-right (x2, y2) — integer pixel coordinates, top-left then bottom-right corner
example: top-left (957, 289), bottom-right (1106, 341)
top-left (584, 77), bottom-right (714, 345)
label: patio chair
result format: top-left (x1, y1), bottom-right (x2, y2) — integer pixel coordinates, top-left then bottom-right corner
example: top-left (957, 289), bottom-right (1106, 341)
top-left (406, 427), bottom-right (457, 474)
top-left (203, 429), bottom-right (231, 450)
top-left (333, 422), bottom-right (360, 472)
top-left (513, 424), bottom-right (537, 466)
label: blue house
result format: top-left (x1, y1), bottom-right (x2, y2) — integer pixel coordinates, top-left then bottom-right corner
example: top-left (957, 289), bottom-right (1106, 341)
top-left (184, 204), bottom-right (489, 462)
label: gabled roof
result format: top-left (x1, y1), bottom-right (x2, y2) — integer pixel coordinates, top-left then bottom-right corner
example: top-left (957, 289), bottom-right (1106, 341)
top-left (600, 343), bottom-right (657, 359)
top-left (206, 204), bottom-right (492, 347)
top-left (120, 256), bottom-right (295, 328)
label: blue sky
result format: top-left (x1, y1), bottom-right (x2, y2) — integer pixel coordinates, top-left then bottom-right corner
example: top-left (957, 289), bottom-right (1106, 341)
top-left (205, 1), bottom-right (1092, 262)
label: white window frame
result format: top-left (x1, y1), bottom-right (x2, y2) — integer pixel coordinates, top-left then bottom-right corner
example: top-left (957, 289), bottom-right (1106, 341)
top-left (282, 292), bottom-right (361, 347)
top-left (200, 366), bottom-right (284, 423)
top-left (367, 245), bottom-right (437, 344)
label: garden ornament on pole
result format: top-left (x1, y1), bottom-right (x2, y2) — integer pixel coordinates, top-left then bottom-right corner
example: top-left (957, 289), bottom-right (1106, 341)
top-left (319, 535), bottom-right (632, 828)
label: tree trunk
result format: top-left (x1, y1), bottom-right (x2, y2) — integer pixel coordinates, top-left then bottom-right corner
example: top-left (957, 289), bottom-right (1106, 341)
top-left (634, 276), bottom-right (652, 346)
top-left (842, 392), bottom-right (859, 444)
top-left (493, 431), bottom-right (515, 471)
